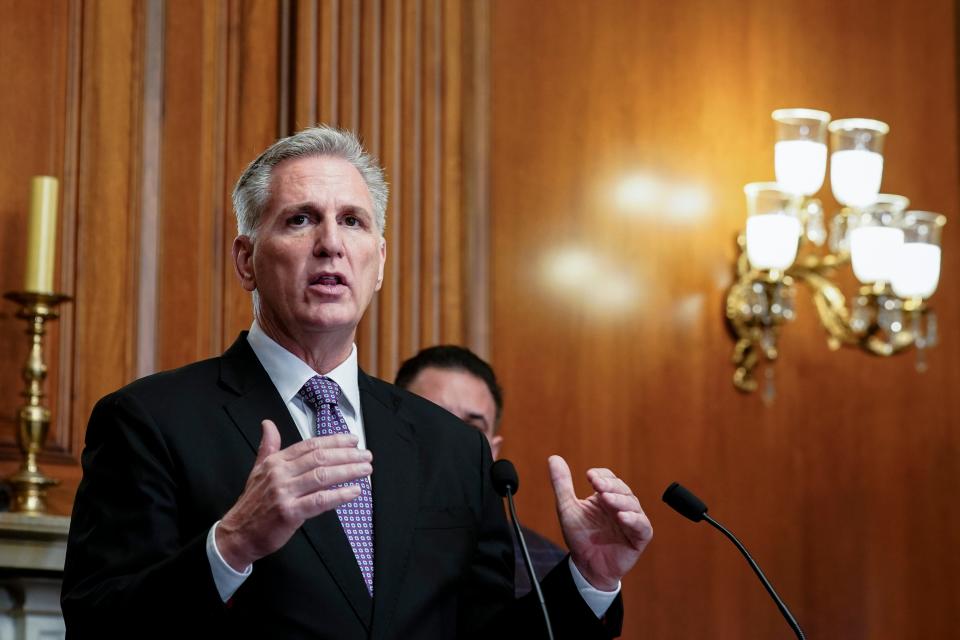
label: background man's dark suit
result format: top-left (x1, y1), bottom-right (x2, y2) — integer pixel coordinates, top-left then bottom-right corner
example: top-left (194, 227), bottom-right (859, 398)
top-left (62, 334), bottom-right (621, 639)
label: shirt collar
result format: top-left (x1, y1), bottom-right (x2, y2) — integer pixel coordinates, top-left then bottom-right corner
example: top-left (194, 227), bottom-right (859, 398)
top-left (246, 320), bottom-right (361, 417)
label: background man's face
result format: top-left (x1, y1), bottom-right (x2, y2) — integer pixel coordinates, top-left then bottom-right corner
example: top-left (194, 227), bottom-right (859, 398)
top-left (405, 367), bottom-right (503, 458)
top-left (237, 155), bottom-right (386, 341)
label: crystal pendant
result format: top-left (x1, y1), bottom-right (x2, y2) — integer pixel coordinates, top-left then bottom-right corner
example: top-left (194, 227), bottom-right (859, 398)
top-left (829, 215), bottom-right (850, 254)
top-left (762, 366), bottom-right (776, 406)
top-left (805, 200), bottom-right (827, 246)
top-left (760, 326), bottom-right (776, 356)
top-left (913, 311), bottom-right (927, 373)
top-left (850, 296), bottom-right (872, 334)
top-left (877, 296), bottom-right (903, 335)
top-left (780, 285), bottom-right (795, 321)
top-left (751, 282), bottom-right (768, 320)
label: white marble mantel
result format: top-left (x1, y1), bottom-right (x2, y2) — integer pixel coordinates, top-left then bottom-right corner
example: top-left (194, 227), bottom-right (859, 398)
top-left (0, 512), bottom-right (70, 640)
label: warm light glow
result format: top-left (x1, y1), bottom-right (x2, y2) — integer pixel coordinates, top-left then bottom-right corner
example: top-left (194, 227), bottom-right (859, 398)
top-left (745, 213), bottom-right (801, 270)
top-left (831, 149), bottom-right (884, 207)
top-left (615, 174), bottom-right (661, 212)
top-left (892, 243), bottom-right (941, 299)
top-left (613, 173), bottom-right (711, 223)
top-left (541, 247), bottom-right (640, 314)
top-left (665, 183), bottom-right (711, 222)
top-left (850, 226), bottom-right (905, 283)
top-left (671, 293), bottom-right (704, 328)
top-left (775, 140), bottom-right (827, 195)
top-left (544, 247), bottom-right (597, 284)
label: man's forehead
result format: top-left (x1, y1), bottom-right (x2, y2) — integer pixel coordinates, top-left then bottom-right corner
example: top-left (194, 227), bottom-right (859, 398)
top-left (271, 155), bottom-right (372, 201)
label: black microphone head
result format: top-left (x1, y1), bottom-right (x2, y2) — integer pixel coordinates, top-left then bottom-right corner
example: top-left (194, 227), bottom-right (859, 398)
top-left (662, 482), bottom-right (708, 523)
top-left (490, 459), bottom-right (519, 497)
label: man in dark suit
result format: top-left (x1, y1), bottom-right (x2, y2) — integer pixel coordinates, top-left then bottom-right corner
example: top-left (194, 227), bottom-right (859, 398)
top-left (395, 345), bottom-right (568, 598)
top-left (62, 126), bottom-right (653, 638)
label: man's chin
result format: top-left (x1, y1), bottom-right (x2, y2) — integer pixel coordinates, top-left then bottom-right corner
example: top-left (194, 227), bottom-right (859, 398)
top-left (298, 311), bottom-right (362, 335)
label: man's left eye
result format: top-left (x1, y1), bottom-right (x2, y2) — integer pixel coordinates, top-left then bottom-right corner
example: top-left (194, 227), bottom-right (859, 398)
top-left (344, 215), bottom-right (361, 227)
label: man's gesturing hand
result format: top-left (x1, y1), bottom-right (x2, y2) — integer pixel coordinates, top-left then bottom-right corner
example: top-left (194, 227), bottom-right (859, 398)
top-left (549, 455), bottom-right (653, 592)
top-left (216, 419), bottom-right (372, 571)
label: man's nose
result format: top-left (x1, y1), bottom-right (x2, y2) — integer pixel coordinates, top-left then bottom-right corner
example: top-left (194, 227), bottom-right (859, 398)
top-left (313, 220), bottom-right (344, 257)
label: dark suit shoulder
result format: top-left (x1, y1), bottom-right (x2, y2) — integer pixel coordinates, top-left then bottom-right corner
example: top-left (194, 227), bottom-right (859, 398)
top-left (94, 333), bottom-right (260, 421)
top-left (361, 373), bottom-right (485, 448)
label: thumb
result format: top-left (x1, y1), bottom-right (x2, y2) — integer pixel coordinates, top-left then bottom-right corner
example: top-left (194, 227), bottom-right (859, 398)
top-left (548, 455), bottom-right (577, 509)
top-left (256, 419), bottom-right (281, 464)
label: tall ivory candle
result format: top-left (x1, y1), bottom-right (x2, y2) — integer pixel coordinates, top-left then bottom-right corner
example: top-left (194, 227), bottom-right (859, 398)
top-left (24, 176), bottom-right (59, 293)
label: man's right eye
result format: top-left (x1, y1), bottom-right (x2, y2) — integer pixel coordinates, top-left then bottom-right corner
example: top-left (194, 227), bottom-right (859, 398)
top-left (288, 214), bottom-right (309, 226)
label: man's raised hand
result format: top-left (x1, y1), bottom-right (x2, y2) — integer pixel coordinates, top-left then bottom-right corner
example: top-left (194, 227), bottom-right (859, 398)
top-left (216, 419), bottom-right (372, 571)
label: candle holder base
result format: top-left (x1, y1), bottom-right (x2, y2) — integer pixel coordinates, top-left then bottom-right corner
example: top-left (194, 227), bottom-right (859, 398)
top-left (5, 467), bottom-right (59, 515)
top-left (3, 290), bottom-right (71, 516)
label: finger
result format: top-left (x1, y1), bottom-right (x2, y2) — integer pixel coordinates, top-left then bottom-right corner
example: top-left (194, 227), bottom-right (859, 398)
top-left (617, 510), bottom-right (654, 549)
top-left (295, 484), bottom-right (364, 518)
top-left (277, 433), bottom-right (360, 461)
top-left (285, 444), bottom-right (373, 477)
top-left (256, 420), bottom-right (282, 465)
top-left (548, 455), bottom-right (577, 507)
top-left (289, 462), bottom-right (373, 496)
top-left (589, 473), bottom-right (633, 497)
top-left (598, 490), bottom-right (642, 514)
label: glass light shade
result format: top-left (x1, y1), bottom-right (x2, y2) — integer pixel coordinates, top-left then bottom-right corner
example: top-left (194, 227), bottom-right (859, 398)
top-left (744, 182), bottom-right (803, 271)
top-left (831, 194), bottom-right (908, 256)
top-left (849, 199), bottom-right (905, 284)
top-left (829, 118), bottom-right (889, 208)
top-left (892, 211), bottom-right (947, 299)
top-left (773, 108), bottom-right (830, 196)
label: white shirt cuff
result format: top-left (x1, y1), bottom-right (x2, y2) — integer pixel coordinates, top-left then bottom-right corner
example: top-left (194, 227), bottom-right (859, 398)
top-left (568, 557), bottom-right (620, 618)
top-left (206, 521), bottom-right (252, 602)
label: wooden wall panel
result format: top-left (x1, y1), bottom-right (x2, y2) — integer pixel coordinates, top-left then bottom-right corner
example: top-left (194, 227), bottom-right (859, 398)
top-left (155, 0), bottom-right (225, 371)
top-left (156, 0), bottom-right (282, 366)
top-left (0, 0), bottom-right (73, 489)
top-left (490, 1), bottom-right (960, 639)
top-left (291, 0), bottom-right (473, 379)
top-left (220, 0), bottom-right (284, 347)
top-left (0, 0), bottom-right (479, 515)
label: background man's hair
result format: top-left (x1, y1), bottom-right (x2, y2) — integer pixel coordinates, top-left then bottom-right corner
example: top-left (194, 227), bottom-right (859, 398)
top-left (395, 345), bottom-right (504, 427)
top-left (232, 124), bottom-right (388, 239)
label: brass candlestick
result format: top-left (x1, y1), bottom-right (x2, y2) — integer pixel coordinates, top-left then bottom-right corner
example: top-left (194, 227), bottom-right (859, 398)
top-left (3, 291), bottom-right (71, 514)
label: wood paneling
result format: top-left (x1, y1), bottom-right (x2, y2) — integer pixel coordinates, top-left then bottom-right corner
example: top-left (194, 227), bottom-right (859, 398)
top-left (291, 0), bottom-right (473, 378)
top-left (0, 0), bottom-right (480, 515)
top-left (0, 0), bottom-right (71, 467)
top-left (490, 1), bottom-right (960, 638)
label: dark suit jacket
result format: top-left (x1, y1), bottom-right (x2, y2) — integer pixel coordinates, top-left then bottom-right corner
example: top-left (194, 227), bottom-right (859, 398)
top-left (513, 527), bottom-right (568, 598)
top-left (62, 334), bottom-right (622, 639)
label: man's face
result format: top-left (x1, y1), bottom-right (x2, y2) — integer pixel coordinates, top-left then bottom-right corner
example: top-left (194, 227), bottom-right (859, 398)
top-left (405, 367), bottom-right (503, 458)
top-left (234, 155), bottom-right (386, 343)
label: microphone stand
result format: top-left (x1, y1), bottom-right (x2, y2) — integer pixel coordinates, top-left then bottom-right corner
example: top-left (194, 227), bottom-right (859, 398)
top-left (702, 513), bottom-right (805, 640)
top-left (504, 485), bottom-right (555, 640)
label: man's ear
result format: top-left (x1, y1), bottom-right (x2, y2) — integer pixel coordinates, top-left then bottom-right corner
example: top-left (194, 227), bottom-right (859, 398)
top-left (489, 434), bottom-right (504, 460)
top-left (233, 235), bottom-right (257, 292)
top-left (375, 237), bottom-right (386, 290)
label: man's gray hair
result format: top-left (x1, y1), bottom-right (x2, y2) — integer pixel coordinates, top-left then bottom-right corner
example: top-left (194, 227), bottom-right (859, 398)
top-left (232, 125), bottom-right (388, 238)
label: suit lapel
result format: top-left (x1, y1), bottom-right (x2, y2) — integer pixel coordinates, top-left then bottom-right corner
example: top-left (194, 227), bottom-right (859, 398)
top-left (359, 372), bottom-right (420, 639)
top-left (219, 334), bottom-right (373, 629)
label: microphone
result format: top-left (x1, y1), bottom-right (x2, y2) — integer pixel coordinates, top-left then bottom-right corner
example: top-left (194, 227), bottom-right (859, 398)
top-left (662, 482), bottom-right (806, 640)
top-left (491, 458), bottom-right (520, 497)
top-left (491, 459), bottom-right (554, 640)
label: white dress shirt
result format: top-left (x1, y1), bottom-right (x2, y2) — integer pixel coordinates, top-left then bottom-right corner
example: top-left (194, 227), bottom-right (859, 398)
top-left (206, 320), bottom-right (618, 617)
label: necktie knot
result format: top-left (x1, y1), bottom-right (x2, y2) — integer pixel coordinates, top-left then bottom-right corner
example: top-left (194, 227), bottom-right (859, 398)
top-left (299, 375), bottom-right (342, 410)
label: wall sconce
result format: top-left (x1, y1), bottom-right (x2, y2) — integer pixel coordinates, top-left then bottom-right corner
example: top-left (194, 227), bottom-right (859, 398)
top-left (726, 109), bottom-right (947, 398)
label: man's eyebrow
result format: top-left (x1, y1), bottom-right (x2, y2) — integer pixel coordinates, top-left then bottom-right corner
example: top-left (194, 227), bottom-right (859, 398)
top-left (340, 204), bottom-right (373, 219)
top-left (464, 412), bottom-right (489, 428)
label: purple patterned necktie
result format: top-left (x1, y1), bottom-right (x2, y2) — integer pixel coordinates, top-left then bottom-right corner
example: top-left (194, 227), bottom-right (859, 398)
top-left (299, 375), bottom-right (374, 594)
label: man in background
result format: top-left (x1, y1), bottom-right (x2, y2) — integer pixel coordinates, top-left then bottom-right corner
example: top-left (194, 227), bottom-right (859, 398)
top-left (396, 345), bottom-right (567, 597)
